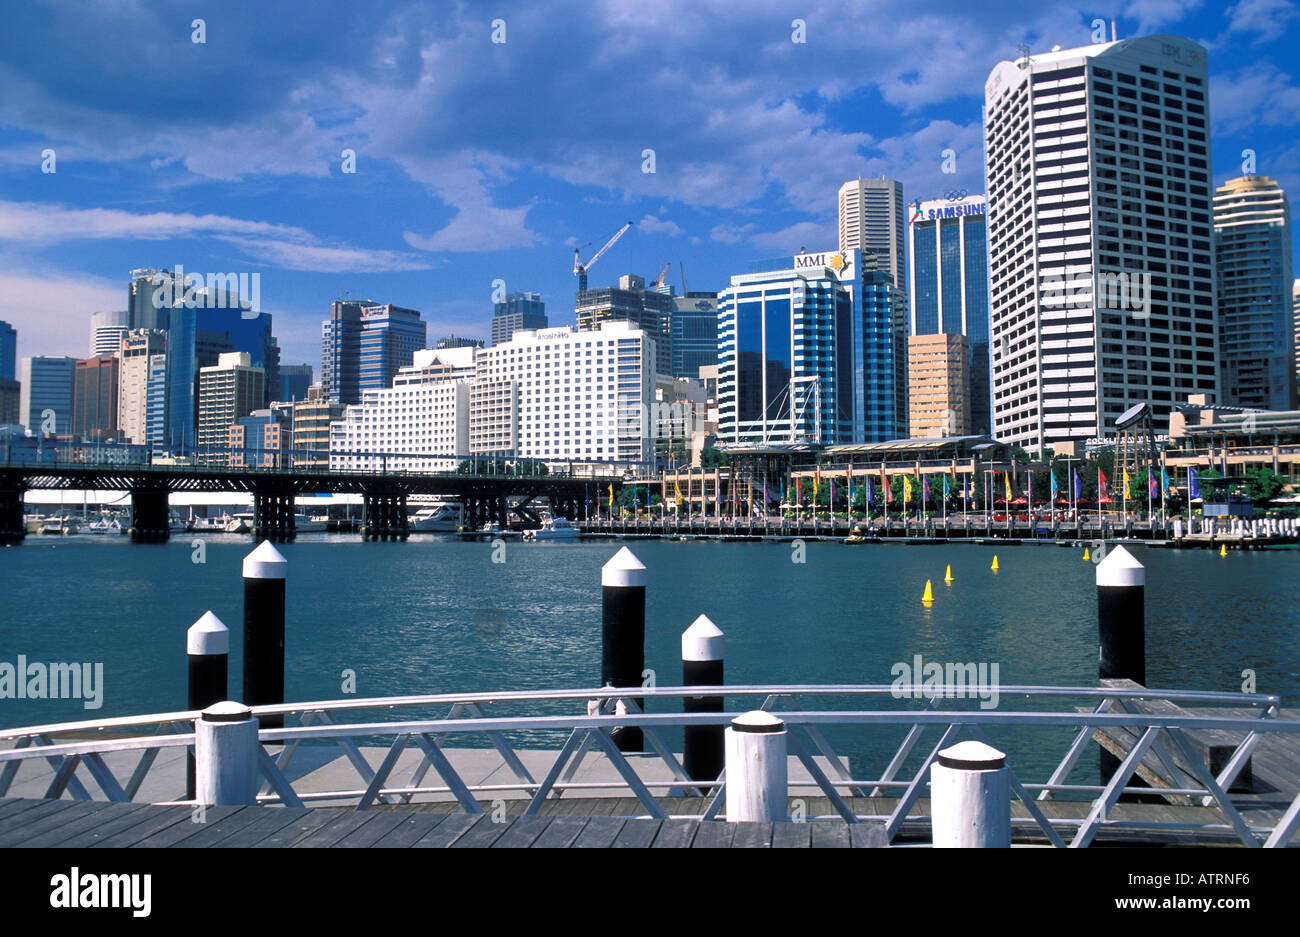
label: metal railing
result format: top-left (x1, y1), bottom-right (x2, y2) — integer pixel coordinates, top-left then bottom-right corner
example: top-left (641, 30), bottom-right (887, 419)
top-left (1, 684), bottom-right (1295, 847)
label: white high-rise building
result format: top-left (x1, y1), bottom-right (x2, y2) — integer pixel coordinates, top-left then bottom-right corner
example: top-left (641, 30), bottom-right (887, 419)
top-left (117, 329), bottom-right (167, 445)
top-left (89, 310), bottom-right (131, 357)
top-left (471, 321), bottom-right (654, 464)
top-left (840, 177), bottom-right (908, 437)
top-left (984, 35), bottom-right (1218, 452)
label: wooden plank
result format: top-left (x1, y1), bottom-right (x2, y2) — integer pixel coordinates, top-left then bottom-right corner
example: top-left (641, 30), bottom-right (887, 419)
top-left (691, 820), bottom-right (736, 848)
top-left (0, 798), bottom-right (52, 823)
top-left (450, 815), bottom-right (512, 848)
top-left (19, 802), bottom-right (151, 848)
top-left (3, 800), bottom-right (106, 844)
top-left (612, 818), bottom-right (660, 848)
top-left (83, 806), bottom-right (194, 848)
top-left (650, 818), bottom-right (698, 848)
top-left (849, 823), bottom-right (889, 848)
top-left (130, 806), bottom-right (251, 848)
top-left (729, 822), bottom-right (773, 848)
top-left (173, 807), bottom-right (287, 848)
top-left (571, 816), bottom-right (625, 848)
top-left (288, 810), bottom-right (375, 848)
top-left (770, 822), bottom-right (811, 848)
top-left (810, 821), bottom-right (851, 848)
top-left (530, 815), bottom-right (588, 848)
top-left (412, 813), bottom-right (480, 848)
top-left (249, 808), bottom-right (339, 848)
top-left (490, 815), bottom-right (552, 848)
top-left (207, 809), bottom-right (316, 848)
top-left (365, 812), bottom-right (447, 848)
top-left (0, 798), bottom-right (83, 843)
top-left (332, 810), bottom-right (418, 848)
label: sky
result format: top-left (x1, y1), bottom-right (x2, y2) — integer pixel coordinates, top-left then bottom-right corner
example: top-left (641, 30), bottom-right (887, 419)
top-left (2, 0), bottom-right (1299, 370)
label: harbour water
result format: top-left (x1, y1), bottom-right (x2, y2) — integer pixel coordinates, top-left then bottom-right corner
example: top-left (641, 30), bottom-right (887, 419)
top-left (3, 535), bottom-right (1298, 781)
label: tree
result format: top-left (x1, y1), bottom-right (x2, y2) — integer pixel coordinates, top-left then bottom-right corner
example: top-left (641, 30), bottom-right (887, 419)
top-left (700, 447), bottom-right (728, 469)
top-left (1243, 466), bottom-right (1285, 505)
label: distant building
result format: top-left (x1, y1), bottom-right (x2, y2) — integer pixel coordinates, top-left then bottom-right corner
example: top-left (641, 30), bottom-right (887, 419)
top-left (490, 292), bottom-right (547, 347)
top-left (197, 352), bottom-right (265, 456)
top-left (145, 353), bottom-right (167, 452)
top-left (73, 356), bottom-right (120, 439)
top-left (321, 299), bottom-right (373, 406)
top-left (0, 379), bottom-right (17, 425)
top-left (89, 310), bottom-right (131, 357)
top-left (359, 303), bottom-right (425, 394)
top-left (671, 293), bottom-right (718, 379)
top-left (129, 268), bottom-right (178, 332)
top-left (19, 356), bottom-right (76, 436)
top-left (330, 366), bottom-right (469, 473)
top-left (278, 364), bottom-right (313, 402)
top-left (908, 333), bottom-right (971, 437)
top-left (435, 335), bottom-right (485, 350)
top-left (1294, 279), bottom-right (1300, 382)
top-left (290, 385), bottom-right (345, 469)
top-left (1213, 175), bottom-right (1296, 411)
top-left (230, 406), bottom-right (292, 467)
top-left (117, 329), bottom-right (166, 445)
top-left (908, 194), bottom-right (991, 435)
top-left (576, 275), bottom-right (673, 375)
top-left (0, 320), bottom-right (15, 380)
top-left (840, 177), bottom-right (908, 437)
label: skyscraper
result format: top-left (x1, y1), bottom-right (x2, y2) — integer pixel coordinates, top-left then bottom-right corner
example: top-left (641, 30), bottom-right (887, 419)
top-left (118, 329), bottom-right (167, 445)
top-left (575, 275), bottom-right (674, 375)
top-left (73, 356), bottom-right (120, 439)
top-left (717, 249), bottom-right (893, 445)
top-left (321, 299), bottom-right (372, 406)
top-left (128, 269), bottom-right (177, 332)
top-left (358, 304), bottom-right (427, 394)
top-left (908, 194), bottom-right (991, 434)
top-left (197, 352), bottom-right (265, 455)
top-left (909, 333), bottom-right (972, 437)
top-left (89, 310), bottom-right (131, 357)
top-left (984, 35), bottom-right (1217, 452)
top-left (19, 356), bottom-right (76, 435)
top-left (840, 177), bottom-right (908, 437)
top-left (0, 320), bottom-right (15, 381)
top-left (277, 364), bottom-right (313, 403)
top-left (490, 292), bottom-right (547, 346)
top-left (1213, 175), bottom-right (1296, 411)
top-left (671, 293), bottom-right (718, 380)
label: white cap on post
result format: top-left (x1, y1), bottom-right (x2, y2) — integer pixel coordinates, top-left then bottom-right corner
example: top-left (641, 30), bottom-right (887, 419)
top-left (682, 614), bottom-right (724, 661)
top-left (243, 540), bottom-right (287, 580)
top-left (187, 611), bottom-right (229, 656)
top-left (601, 546), bottom-right (646, 588)
top-left (1096, 544), bottom-right (1144, 586)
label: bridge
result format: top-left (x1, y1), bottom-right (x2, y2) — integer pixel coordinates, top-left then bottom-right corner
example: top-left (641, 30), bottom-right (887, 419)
top-left (0, 446), bottom-right (625, 544)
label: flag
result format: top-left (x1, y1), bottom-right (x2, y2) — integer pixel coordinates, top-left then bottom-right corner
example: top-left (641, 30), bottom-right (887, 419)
top-left (830, 478), bottom-right (837, 510)
top-left (1099, 470), bottom-right (1109, 501)
top-left (814, 468), bottom-right (821, 504)
top-left (866, 477), bottom-right (874, 506)
top-left (608, 483), bottom-right (614, 509)
top-left (1148, 471), bottom-right (1157, 499)
top-left (903, 476), bottom-right (912, 504)
top-left (1050, 471), bottom-right (1058, 500)
top-left (1188, 467), bottom-right (1200, 500)
top-left (1004, 472), bottom-right (1011, 502)
top-left (847, 471), bottom-right (854, 507)
top-left (1073, 469), bottom-right (1082, 501)
top-left (796, 478), bottom-right (803, 504)
top-left (962, 476), bottom-right (969, 503)
top-left (1160, 467), bottom-right (1169, 496)
top-left (1123, 469), bottom-right (1131, 500)
top-left (943, 476), bottom-right (950, 499)
top-left (922, 476), bottom-right (931, 503)
top-left (674, 481), bottom-right (684, 510)
top-left (883, 470), bottom-right (892, 504)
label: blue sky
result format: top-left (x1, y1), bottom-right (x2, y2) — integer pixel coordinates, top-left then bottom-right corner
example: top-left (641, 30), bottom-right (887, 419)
top-left (2, 0), bottom-right (1299, 369)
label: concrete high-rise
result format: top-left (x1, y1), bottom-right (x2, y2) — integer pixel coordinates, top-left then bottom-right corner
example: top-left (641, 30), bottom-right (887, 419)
top-left (197, 352), bottom-right (265, 455)
top-left (984, 35), bottom-right (1218, 452)
top-left (840, 177), bottom-right (908, 437)
top-left (73, 356), bottom-right (120, 439)
top-left (358, 304), bottom-right (426, 394)
top-left (908, 333), bottom-right (971, 437)
top-left (89, 310), bottom-right (131, 357)
top-left (118, 329), bottom-right (167, 444)
top-left (1213, 175), bottom-right (1296, 411)
top-left (321, 299), bottom-right (372, 405)
top-left (575, 275), bottom-right (674, 375)
top-left (490, 292), bottom-right (547, 347)
top-left (129, 269), bottom-right (178, 332)
top-left (671, 293), bottom-right (718, 380)
top-left (19, 356), bottom-right (76, 436)
top-left (1294, 279), bottom-right (1300, 383)
top-left (908, 195), bottom-right (992, 434)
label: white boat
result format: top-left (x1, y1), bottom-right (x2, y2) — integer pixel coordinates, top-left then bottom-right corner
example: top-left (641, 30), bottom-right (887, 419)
top-left (225, 512), bottom-right (253, 533)
top-left (523, 517), bottom-right (581, 540)
top-left (294, 513), bottom-right (329, 532)
top-left (189, 514), bottom-right (230, 533)
top-left (84, 516), bottom-right (125, 535)
top-left (40, 515), bottom-right (78, 535)
top-left (410, 502), bottom-right (461, 532)
top-left (24, 515), bottom-right (45, 534)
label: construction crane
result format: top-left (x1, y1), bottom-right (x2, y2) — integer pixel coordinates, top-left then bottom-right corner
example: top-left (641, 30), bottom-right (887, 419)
top-left (653, 261), bottom-right (670, 291)
top-left (679, 261), bottom-right (689, 295)
top-left (574, 221), bottom-right (632, 292)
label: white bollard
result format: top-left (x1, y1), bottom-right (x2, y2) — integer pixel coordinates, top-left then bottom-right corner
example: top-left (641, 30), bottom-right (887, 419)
top-left (725, 711), bottom-right (787, 822)
top-left (195, 701), bottom-right (260, 806)
top-left (931, 740), bottom-right (1011, 848)
top-left (1173, 519), bottom-right (1183, 539)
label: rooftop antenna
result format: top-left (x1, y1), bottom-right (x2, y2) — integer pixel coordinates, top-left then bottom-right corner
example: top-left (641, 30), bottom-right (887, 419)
top-left (1017, 42), bottom-right (1031, 69)
top-left (1111, 19), bottom-right (1117, 41)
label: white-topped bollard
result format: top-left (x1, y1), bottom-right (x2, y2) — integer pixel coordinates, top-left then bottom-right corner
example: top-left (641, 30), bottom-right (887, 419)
top-left (602, 547), bottom-right (647, 752)
top-left (1097, 544), bottom-right (1145, 685)
top-left (243, 540), bottom-right (287, 730)
top-left (186, 611), bottom-right (229, 800)
top-left (725, 711), bottom-right (787, 822)
top-left (195, 701), bottom-right (260, 806)
top-left (930, 740), bottom-right (1010, 848)
top-left (682, 614), bottom-right (725, 783)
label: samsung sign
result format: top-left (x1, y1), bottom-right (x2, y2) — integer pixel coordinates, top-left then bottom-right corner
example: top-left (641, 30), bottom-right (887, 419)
top-left (911, 198), bottom-right (987, 224)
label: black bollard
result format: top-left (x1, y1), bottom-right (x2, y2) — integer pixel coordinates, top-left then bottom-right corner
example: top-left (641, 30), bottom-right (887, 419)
top-left (1097, 544), bottom-right (1145, 684)
top-left (242, 540), bottom-right (287, 729)
top-left (186, 611), bottom-right (229, 800)
top-left (682, 614), bottom-right (725, 783)
top-left (601, 547), bottom-right (646, 752)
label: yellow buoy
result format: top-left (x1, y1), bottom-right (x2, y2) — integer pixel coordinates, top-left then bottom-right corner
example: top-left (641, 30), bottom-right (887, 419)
top-left (991, 555), bottom-right (999, 572)
top-left (1220, 544), bottom-right (1227, 557)
top-left (1082, 547), bottom-right (1090, 561)
top-left (944, 564), bottom-right (954, 583)
top-left (922, 580), bottom-right (934, 603)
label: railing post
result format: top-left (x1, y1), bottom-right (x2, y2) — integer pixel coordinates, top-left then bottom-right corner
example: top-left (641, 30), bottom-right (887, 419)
top-left (243, 540), bottom-right (287, 729)
top-left (195, 701), bottom-right (260, 806)
top-left (1097, 544), bottom-right (1145, 684)
top-left (186, 611), bottom-right (229, 800)
top-left (682, 614), bottom-right (724, 783)
top-left (601, 547), bottom-right (646, 752)
top-left (931, 740), bottom-right (1010, 847)
top-left (725, 711), bottom-right (786, 822)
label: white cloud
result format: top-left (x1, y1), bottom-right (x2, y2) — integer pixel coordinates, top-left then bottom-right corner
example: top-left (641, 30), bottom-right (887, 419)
top-left (0, 264), bottom-right (123, 360)
top-left (1123, 0), bottom-right (1205, 33)
top-left (1212, 64), bottom-right (1300, 134)
top-left (215, 237), bottom-right (433, 273)
top-left (1225, 0), bottom-right (1299, 41)
top-left (750, 221), bottom-right (835, 253)
top-left (637, 215), bottom-right (683, 237)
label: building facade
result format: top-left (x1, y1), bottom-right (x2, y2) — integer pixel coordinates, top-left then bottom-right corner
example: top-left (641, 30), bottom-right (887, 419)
top-left (1213, 175), bottom-right (1296, 411)
top-left (671, 293), bottom-right (718, 379)
top-left (290, 385), bottom-right (345, 468)
top-left (230, 407), bottom-right (293, 467)
top-left (89, 310), bottom-right (131, 357)
top-left (329, 371), bottom-right (469, 473)
top-left (321, 299), bottom-right (372, 406)
top-left (72, 356), bottom-right (119, 440)
top-left (984, 34), bottom-right (1218, 452)
top-left (278, 364), bottom-right (313, 403)
top-left (908, 333), bottom-right (971, 437)
top-left (0, 320), bottom-right (15, 380)
top-left (117, 329), bottom-right (166, 445)
top-left (490, 292), bottom-right (548, 347)
top-left (358, 303), bottom-right (426, 395)
top-left (18, 356), bottom-right (76, 436)
top-left (197, 352), bottom-right (265, 454)
top-left (908, 194), bottom-right (992, 434)
top-left (840, 177), bottom-right (909, 437)
top-left (575, 275), bottom-right (673, 375)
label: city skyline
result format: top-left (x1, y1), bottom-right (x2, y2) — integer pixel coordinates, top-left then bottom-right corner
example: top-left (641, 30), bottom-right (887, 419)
top-left (3, 2), bottom-right (1300, 370)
